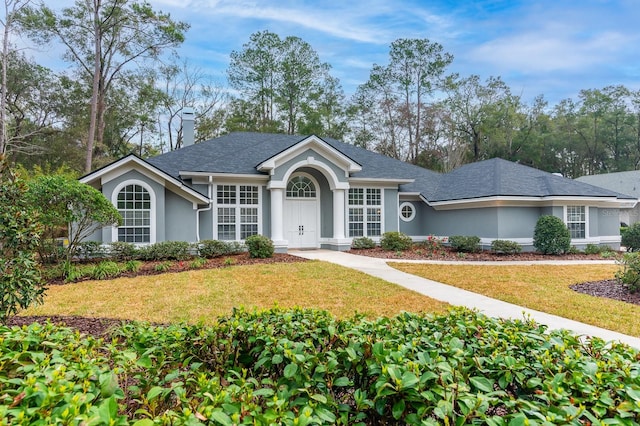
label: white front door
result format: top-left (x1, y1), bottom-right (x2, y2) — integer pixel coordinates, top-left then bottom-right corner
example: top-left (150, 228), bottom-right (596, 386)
top-left (285, 199), bottom-right (318, 248)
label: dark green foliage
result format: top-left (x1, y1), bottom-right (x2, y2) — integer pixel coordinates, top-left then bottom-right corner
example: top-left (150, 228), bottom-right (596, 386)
top-left (380, 231), bottom-right (413, 251)
top-left (245, 235), bottom-right (274, 258)
top-left (351, 236), bottom-right (376, 249)
top-left (198, 239), bottom-right (245, 258)
top-left (109, 241), bottom-right (137, 260)
top-left (0, 160), bottom-right (45, 324)
top-left (533, 215), bottom-right (571, 255)
top-left (490, 239), bottom-right (522, 254)
top-left (2, 308), bottom-right (640, 424)
top-left (136, 241), bottom-right (192, 261)
top-left (74, 241), bottom-right (105, 259)
top-left (621, 222), bottom-right (640, 252)
top-left (583, 244), bottom-right (613, 255)
top-left (449, 235), bottom-right (481, 253)
top-left (616, 253), bottom-right (640, 293)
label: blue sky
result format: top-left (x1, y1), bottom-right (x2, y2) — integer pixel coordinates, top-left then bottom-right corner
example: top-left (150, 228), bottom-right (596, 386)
top-left (43, 0), bottom-right (640, 105)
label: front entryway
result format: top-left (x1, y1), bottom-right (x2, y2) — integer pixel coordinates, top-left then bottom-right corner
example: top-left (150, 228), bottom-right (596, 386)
top-left (285, 199), bottom-right (318, 248)
top-left (284, 174), bottom-right (319, 248)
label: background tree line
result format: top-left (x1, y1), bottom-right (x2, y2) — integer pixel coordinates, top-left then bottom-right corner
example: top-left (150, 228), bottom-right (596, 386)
top-left (2, 0), bottom-right (639, 178)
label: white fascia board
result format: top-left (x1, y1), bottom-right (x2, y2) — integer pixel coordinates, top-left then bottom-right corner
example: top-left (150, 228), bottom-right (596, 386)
top-left (428, 195), bottom-right (630, 210)
top-left (349, 177), bottom-right (414, 186)
top-left (80, 155), bottom-right (209, 204)
top-left (257, 135), bottom-right (362, 173)
top-left (399, 192), bottom-right (423, 200)
top-left (180, 171), bottom-right (270, 183)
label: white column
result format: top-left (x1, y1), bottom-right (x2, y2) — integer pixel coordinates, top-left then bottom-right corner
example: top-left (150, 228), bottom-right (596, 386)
top-left (270, 188), bottom-right (285, 243)
top-left (333, 188), bottom-right (345, 240)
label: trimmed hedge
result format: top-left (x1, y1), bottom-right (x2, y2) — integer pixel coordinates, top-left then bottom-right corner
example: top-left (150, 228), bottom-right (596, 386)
top-left (533, 215), bottom-right (571, 255)
top-left (449, 235), bottom-right (481, 253)
top-left (380, 232), bottom-right (413, 251)
top-left (351, 236), bottom-right (376, 249)
top-left (245, 234), bottom-right (274, 258)
top-left (621, 222), bottom-right (640, 252)
top-left (490, 239), bottom-right (521, 254)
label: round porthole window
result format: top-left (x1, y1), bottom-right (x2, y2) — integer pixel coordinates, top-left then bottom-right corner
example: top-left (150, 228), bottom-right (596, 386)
top-left (399, 202), bottom-right (415, 222)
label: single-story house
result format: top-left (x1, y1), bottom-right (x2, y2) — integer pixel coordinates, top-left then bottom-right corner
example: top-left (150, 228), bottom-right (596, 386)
top-left (576, 171), bottom-right (640, 227)
top-left (80, 129), bottom-right (637, 252)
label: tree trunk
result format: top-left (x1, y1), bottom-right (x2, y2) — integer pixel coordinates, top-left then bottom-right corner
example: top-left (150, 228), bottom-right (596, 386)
top-left (85, 0), bottom-right (101, 173)
top-left (0, 5), bottom-right (9, 155)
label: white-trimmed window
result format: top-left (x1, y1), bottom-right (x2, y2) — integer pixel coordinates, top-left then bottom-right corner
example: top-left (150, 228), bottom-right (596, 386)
top-left (566, 206), bottom-right (586, 239)
top-left (399, 202), bottom-right (416, 222)
top-left (348, 188), bottom-right (382, 237)
top-left (114, 182), bottom-right (154, 243)
top-left (216, 185), bottom-right (260, 240)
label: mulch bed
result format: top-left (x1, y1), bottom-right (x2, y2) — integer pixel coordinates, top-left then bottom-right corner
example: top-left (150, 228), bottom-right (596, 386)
top-left (5, 249), bottom-right (637, 338)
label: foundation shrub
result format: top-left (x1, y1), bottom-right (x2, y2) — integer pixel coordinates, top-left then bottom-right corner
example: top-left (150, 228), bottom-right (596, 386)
top-left (351, 236), bottom-right (376, 249)
top-left (621, 222), bottom-right (640, 252)
top-left (197, 239), bottom-right (244, 258)
top-left (449, 235), bottom-right (481, 253)
top-left (380, 232), bottom-right (413, 251)
top-left (108, 241), bottom-right (137, 261)
top-left (533, 215), bottom-right (571, 255)
top-left (490, 239), bottom-right (521, 254)
top-left (137, 241), bottom-right (192, 261)
top-left (245, 235), bottom-right (274, 258)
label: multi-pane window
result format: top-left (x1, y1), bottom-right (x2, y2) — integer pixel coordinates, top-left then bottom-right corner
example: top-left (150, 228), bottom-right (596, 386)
top-left (286, 176), bottom-right (316, 198)
top-left (217, 185), bottom-right (259, 240)
top-left (117, 184), bottom-right (151, 243)
top-left (566, 206), bottom-right (586, 239)
top-left (348, 188), bottom-right (382, 237)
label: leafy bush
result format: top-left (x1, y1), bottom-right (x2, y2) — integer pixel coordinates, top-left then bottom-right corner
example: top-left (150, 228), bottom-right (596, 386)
top-left (74, 241), bottom-right (105, 259)
top-left (245, 235), bottom-right (274, 258)
top-left (616, 253), bottom-right (640, 293)
top-left (154, 261), bottom-right (172, 272)
top-left (533, 215), bottom-right (571, 255)
top-left (109, 241), bottom-right (137, 260)
top-left (137, 241), bottom-right (192, 261)
top-left (449, 235), bottom-right (481, 253)
top-left (3, 308), bottom-right (640, 425)
top-left (380, 231), bottom-right (413, 251)
top-left (190, 257), bottom-right (207, 269)
top-left (621, 222), bottom-right (640, 252)
top-left (90, 261), bottom-right (121, 280)
top-left (123, 260), bottom-right (142, 273)
top-left (421, 235), bottom-right (446, 255)
top-left (490, 239), bottom-right (522, 254)
top-left (197, 239), bottom-right (244, 258)
top-left (0, 160), bottom-right (45, 324)
top-left (351, 236), bottom-right (376, 249)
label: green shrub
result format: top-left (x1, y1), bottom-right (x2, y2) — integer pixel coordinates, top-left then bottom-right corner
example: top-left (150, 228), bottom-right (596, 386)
top-left (197, 239), bottom-right (244, 258)
top-left (533, 215), bottom-right (571, 255)
top-left (490, 239), bottom-right (522, 254)
top-left (616, 253), bottom-right (640, 293)
top-left (137, 241), bottom-right (192, 261)
top-left (190, 257), bottom-right (207, 269)
top-left (109, 241), bottom-right (137, 260)
top-left (74, 241), bottom-right (105, 259)
top-left (123, 260), bottom-right (142, 273)
top-left (380, 232), bottom-right (413, 251)
top-left (90, 261), bottom-right (121, 280)
top-left (449, 235), bottom-right (481, 253)
top-left (351, 236), bottom-right (376, 249)
top-left (583, 243), bottom-right (611, 255)
top-left (154, 261), bottom-right (172, 272)
top-left (245, 235), bottom-right (274, 258)
top-left (621, 222), bottom-right (640, 252)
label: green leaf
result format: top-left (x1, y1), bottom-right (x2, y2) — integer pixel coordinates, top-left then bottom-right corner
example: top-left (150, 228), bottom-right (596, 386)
top-left (146, 386), bottom-right (164, 401)
top-left (272, 354), bottom-right (284, 364)
top-left (311, 393), bottom-right (327, 404)
top-left (132, 420), bottom-right (155, 426)
top-left (99, 372), bottom-right (119, 398)
top-left (469, 376), bottom-right (494, 393)
top-left (284, 363), bottom-right (298, 378)
top-left (392, 399), bottom-right (406, 420)
top-left (209, 409), bottom-right (233, 425)
top-left (333, 376), bottom-right (350, 387)
top-left (136, 355), bottom-right (153, 368)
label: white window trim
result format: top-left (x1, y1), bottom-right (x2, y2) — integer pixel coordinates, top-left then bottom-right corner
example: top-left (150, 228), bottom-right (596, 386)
top-left (213, 183), bottom-right (263, 241)
top-left (564, 205), bottom-right (589, 240)
top-left (348, 186), bottom-right (384, 238)
top-left (399, 202), bottom-right (416, 222)
top-left (111, 179), bottom-right (156, 244)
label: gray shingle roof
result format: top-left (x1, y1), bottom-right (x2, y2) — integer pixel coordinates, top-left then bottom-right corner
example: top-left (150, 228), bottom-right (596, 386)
top-left (576, 171), bottom-right (640, 199)
top-left (145, 132), bottom-right (630, 202)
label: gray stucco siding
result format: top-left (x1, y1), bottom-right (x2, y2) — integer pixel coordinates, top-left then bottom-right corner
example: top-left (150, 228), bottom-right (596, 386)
top-left (100, 169), bottom-right (166, 243)
top-left (422, 207), bottom-right (499, 238)
top-left (272, 149), bottom-right (349, 184)
top-left (399, 200), bottom-right (424, 236)
top-left (594, 207), bottom-right (620, 237)
top-left (165, 190), bottom-right (197, 242)
top-left (496, 207), bottom-right (541, 239)
top-left (384, 188), bottom-right (399, 233)
top-left (262, 186), bottom-right (271, 238)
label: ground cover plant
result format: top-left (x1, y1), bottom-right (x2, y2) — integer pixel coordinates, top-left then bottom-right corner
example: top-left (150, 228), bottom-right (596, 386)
top-left (22, 261), bottom-right (449, 322)
top-left (390, 263), bottom-right (640, 336)
top-left (1, 307), bottom-right (639, 425)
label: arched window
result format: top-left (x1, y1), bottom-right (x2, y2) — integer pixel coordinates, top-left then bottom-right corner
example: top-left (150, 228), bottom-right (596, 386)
top-left (116, 184), bottom-right (151, 243)
top-left (286, 175), bottom-right (316, 198)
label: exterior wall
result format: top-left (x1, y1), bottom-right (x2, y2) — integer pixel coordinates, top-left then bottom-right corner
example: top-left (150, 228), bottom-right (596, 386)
top-left (165, 190), bottom-right (197, 242)
top-left (496, 207), bottom-right (541, 239)
top-left (399, 200), bottom-right (423, 236)
top-left (422, 207), bottom-right (499, 238)
top-left (100, 169), bottom-right (166, 243)
top-left (272, 149), bottom-right (349, 184)
top-left (261, 186), bottom-right (271, 238)
top-left (384, 188), bottom-right (399, 233)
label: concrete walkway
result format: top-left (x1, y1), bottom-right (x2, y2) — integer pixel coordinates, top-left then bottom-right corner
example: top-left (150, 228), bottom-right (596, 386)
top-left (289, 250), bottom-right (640, 349)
